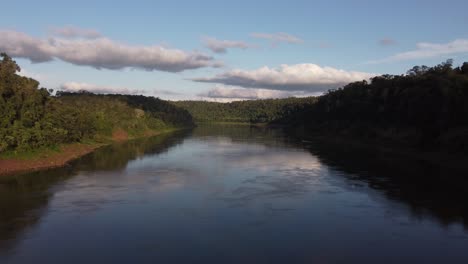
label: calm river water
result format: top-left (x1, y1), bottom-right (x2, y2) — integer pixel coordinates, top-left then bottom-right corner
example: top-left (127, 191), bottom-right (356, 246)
top-left (1, 125), bottom-right (468, 263)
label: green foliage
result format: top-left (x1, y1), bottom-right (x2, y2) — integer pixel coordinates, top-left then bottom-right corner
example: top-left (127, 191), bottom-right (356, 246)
top-left (282, 60), bottom-right (468, 153)
top-left (0, 53), bottom-right (56, 151)
top-left (3, 50), bottom-right (467, 155)
top-left (0, 53), bottom-right (194, 153)
top-left (173, 97), bottom-right (316, 123)
top-left (55, 92), bottom-right (194, 135)
top-left (117, 95), bottom-right (194, 127)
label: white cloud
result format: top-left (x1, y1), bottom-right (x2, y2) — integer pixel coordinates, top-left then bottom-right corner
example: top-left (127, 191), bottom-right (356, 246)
top-left (59, 82), bottom-right (185, 98)
top-left (0, 31), bottom-right (53, 62)
top-left (0, 29), bottom-right (222, 72)
top-left (49, 26), bottom-right (102, 39)
top-left (203, 37), bottom-right (251, 54)
top-left (60, 82), bottom-right (146, 95)
top-left (250, 32), bottom-right (303, 45)
top-left (192, 64), bottom-right (375, 92)
top-left (17, 69), bottom-right (47, 82)
top-left (370, 39), bottom-right (468, 63)
top-left (198, 85), bottom-right (315, 101)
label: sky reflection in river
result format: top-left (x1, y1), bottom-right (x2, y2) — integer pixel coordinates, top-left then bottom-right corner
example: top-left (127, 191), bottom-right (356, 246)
top-left (1, 125), bottom-right (468, 263)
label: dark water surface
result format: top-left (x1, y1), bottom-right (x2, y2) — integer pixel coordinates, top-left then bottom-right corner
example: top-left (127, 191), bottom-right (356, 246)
top-left (1, 125), bottom-right (468, 263)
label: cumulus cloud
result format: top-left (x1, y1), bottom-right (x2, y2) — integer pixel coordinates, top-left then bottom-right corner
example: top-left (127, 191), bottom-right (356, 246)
top-left (60, 82), bottom-right (185, 98)
top-left (0, 30), bottom-right (221, 72)
top-left (378, 38), bottom-right (397, 46)
top-left (370, 39), bottom-right (468, 63)
top-left (60, 82), bottom-right (146, 95)
top-left (0, 31), bottom-right (53, 62)
top-left (203, 37), bottom-right (251, 54)
top-left (197, 85), bottom-right (314, 101)
top-left (17, 69), bottom-right (47, 82)
top-left (49, 26), bottom-right (102, 39)
top-left (192, 64), bottom-right (375, 92)
top-left (250, 32), bottom-right (303, 45)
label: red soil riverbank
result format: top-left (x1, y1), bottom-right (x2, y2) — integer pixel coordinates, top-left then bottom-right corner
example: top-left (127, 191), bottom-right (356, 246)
top-left (0, 143), bottom-right (104, 176)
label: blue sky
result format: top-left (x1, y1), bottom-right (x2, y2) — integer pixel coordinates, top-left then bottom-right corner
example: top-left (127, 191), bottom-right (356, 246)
top-left (1, 0), bottom-right (467, 100)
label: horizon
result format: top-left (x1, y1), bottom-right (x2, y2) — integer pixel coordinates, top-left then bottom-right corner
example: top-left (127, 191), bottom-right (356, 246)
top-left (1, 0), bottom-right (467, 101)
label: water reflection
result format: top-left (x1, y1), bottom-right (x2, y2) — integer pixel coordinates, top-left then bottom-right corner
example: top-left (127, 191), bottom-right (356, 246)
top-left (0, 131), bottom-right (188, 253)
top-left (194, 124), bottom-right (468, 228)
top-left (300, 138), bottom-right (468, 229)
top-left (0, 125), bottom-right (467, 263)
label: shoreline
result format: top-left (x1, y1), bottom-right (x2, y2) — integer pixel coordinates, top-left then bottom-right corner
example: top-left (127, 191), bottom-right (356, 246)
top-left (0, 128), bottom-right (181, 177)
top-left (294, 132), bottom-right (468, 171)
top-left (220, 122), bottom-right (468, 170)
top-left (4, 123), bottom-right (467, 176)
top-left (195, 122), bottom-right (468, 170)
top-left (0, 143), bottom-right (105, 176)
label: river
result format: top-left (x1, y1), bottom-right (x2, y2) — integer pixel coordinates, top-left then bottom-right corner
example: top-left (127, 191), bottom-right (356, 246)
top-left (1, 125), bottom-right (467, 263)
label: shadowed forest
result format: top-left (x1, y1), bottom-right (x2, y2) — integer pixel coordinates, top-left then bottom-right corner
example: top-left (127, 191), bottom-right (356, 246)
top-left (176, 60), bottom-right (468, 154)
top-left (1, 52), bottom-right (468, 156)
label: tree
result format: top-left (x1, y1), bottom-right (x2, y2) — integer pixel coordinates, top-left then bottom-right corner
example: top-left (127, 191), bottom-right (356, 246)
top-left (0, 53), bottom-right (194, 153)
top-left (461, 62), bottom-right (468, 75)
top-left (0, 53), bottom-right (20, 78)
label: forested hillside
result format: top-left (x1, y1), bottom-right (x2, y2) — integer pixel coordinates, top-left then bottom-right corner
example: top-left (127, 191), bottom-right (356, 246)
top-left (56, 92), bottom-right (194, 128)
top-left (0, 53), bottom-right (194, 153)
top-left (173, 97), bottom-right (316, 123)
top-left (279, 60), bottom-right (468, 153)
top-left (3, 50), bottom-right (467, 155)
top-left (177, 60), bottom-right (468, 154)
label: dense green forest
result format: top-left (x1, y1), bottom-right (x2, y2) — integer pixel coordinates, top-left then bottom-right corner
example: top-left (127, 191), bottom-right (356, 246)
top-left (2, 50), bottom-right (468, 155)
top-left (0, 53), bottom-right (194, 153)
top-left (278, 60), bottom-right (468, 153)
top-left (175, 60), bottom-right (468, 153)
top-left (173, 97), bottom-right (316, 123)
top-left (56, 92), bottom-right (194, 129)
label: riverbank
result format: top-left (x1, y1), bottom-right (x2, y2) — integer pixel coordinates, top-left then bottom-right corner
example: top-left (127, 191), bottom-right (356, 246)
top-left (0, 143), bottom-right (104, 176)
top-left (0, 128), bottom-right (181, 176)
top-left (196, 123), bottom-right (468, 170)
top-left (291, 129), bottom-right (468, 171)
